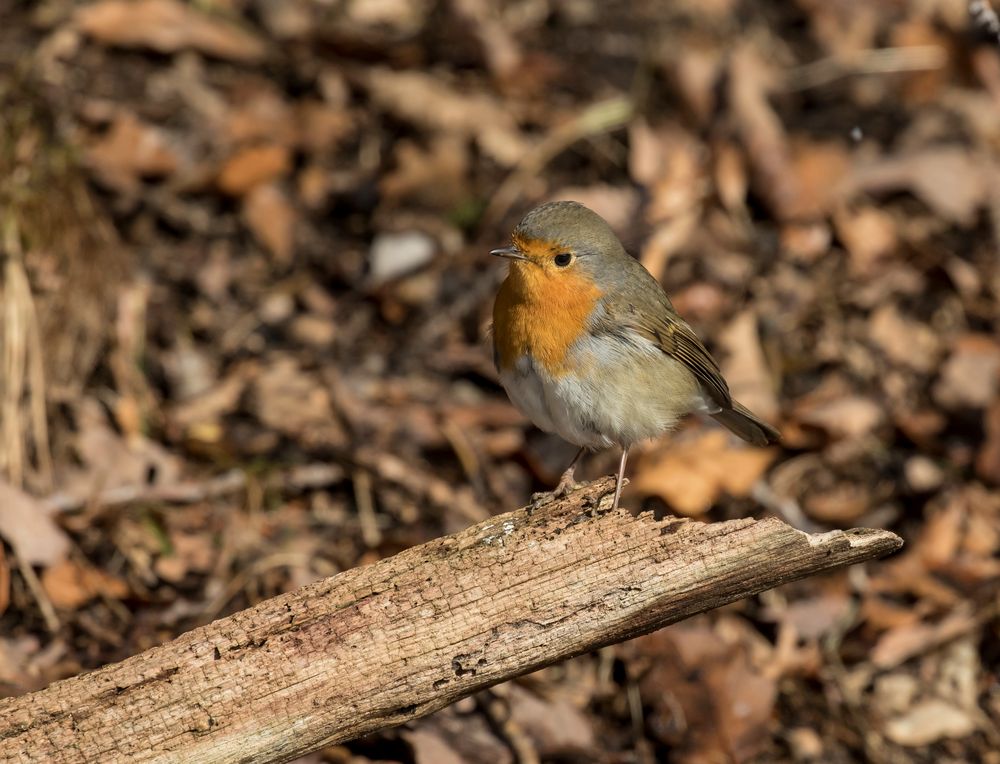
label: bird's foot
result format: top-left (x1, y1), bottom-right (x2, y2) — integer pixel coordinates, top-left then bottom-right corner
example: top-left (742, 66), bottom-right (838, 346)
top-left (529, 466), bottom-right (584, 509)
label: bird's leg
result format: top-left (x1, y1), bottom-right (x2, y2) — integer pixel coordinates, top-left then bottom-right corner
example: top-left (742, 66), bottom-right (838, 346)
top-left (609, 446), bottom-right (629, 512)
top-left (553, 446), bottom-right (586, 496)
top-left (530, 447), bottom-right (586, 509)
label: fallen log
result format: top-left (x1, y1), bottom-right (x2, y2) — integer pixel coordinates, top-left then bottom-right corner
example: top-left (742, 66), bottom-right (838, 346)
top-left (0, 477), bottom-right (902, 763)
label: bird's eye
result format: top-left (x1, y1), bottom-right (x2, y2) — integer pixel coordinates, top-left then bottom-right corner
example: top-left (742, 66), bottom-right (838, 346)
top-left (554, 253), bottom-right (572, 267)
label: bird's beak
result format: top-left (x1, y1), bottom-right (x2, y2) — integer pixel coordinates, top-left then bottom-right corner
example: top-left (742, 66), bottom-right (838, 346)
top-left (490, 246), bottom-right (528, 261)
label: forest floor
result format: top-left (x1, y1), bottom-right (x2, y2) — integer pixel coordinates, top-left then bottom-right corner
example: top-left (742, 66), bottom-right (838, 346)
top-left (1, 0), bottom-right (999, 762)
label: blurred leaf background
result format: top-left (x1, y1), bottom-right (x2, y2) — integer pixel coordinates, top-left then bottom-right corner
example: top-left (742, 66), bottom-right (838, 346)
top-left (1, 0), bottom-right (998, 761)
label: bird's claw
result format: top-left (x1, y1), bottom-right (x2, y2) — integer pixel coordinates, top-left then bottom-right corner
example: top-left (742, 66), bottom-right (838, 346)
top-left (529, 476), bottom-right (586, 510)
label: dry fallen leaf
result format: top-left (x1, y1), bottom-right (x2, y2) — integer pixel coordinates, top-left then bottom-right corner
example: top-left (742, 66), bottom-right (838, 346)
top-left (252, 357), bottom-right (346, 447)
top-left (638, 619), bottom-right (777, 762)
top-left (76, 0), bottom-right (266, 62)
top-left (360, 67), bottom-right (531, 166)
top-left (728, 45), bottom-right (799, 220)
top-left (218, 144), bottom-right (292, 196)
top-left (795, 395), bottom-right (884, 440)
top-left (86, 112), bottom-right (179, 193)
top-left (977, 399), bottom-right (1000, 484)
top-left (834, 206), bottom-right (897, 275)
top-left (380, 136), bottom-right (470, 207)
top-left (243, 183), bottom-right (297, 264)
top-left (868, 303), bottom-right (941, 373)
top-left (634, 430), bottom-right (777, 516)
top-left (403, 728), bottom-right (467, 764)
top-left (0, 480), bottom-right (71, 567)
top-left (785, 140), bottom-right (852, 220)
top-left (452, 0), bottom-right (524, 85)
top-left (628, 121), bottom-right (707, 223)
top-left (769, 594), bottom-right (851, 641)
top-left (871, 607), bottom-right (978, 670)
top-left (933, 334), bottom-right (1000, 410)
top-left (718, 310), bottom-right (779, 422)
top-left (70, 398), bottom-right (182, 494)
top-left (884, 698), bottom-right (977, 747)
top-left (41, 559), bottom-right (129, 609)
top-left (849, 148), bottom-right (990, 226)
top-left (507, 684), bottom-right (595, 757)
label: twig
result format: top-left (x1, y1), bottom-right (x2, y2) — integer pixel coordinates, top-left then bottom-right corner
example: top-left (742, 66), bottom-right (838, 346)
top-left (43, 463), bottom-right (346, 514)
top-left (0, 479), bottom-right (901, 764)
top-left (14, 551), bottom-right (60, 634)
top-left (782, 46), bottom-right (948, 91)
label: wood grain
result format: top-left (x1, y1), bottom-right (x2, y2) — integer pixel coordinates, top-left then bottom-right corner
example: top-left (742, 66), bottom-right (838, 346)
top-left (0, 478), bottom-right (902, 763)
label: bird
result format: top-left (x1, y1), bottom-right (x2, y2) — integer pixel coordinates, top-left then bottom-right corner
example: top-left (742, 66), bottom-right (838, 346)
top-left (490, 201), bottom-right (780, 512)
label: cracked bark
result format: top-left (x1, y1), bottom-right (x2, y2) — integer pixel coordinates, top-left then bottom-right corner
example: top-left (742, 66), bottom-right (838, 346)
top-left (0, 477), bottom-right (902, 764)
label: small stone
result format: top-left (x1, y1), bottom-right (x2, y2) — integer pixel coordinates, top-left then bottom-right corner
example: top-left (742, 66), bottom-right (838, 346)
top-left (369, 231), bottom-right (435, 285)
top-left (787, 727), bottom-right (824, 760)
top-left (259, 292), bottom-right (295, 324)
top-left (290, 315), bottom-right (336, 347)
top-left (905, 456), bottom-right (944, 492)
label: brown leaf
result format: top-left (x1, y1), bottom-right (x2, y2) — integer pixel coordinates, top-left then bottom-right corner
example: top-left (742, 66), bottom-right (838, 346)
top-left (933, 333), bottom-right (1000, 409)
top-left (295, 100), bottom-right (354, 153)
top-left (243, 184), bottom-right (297, 264)
top-left (634, 430), bottom-right (777, 516)
top-left (871, 607), bottom-right (978, 670)
top-left (796, 395), bottom-right (884, 440)
top-left (628, 121), bottom-right (706, 223)
top-left (223, 87), bottom-right (297, 147)
top-left (638, 620), bottom-right (776, 762)
top-left (380, 136), bottom-right (470, 207)
top-left (884, 699), bottom-right (978, 747)
top-left (728, 45), bottom-right (799, 220)
top-left (76, 0), bottom-right (266, 61)
top-left (977, 399), bottom-right (1000, 484)
top-left (785, 140), bottom-right (851, 220)
top-left (718, 310), bottom-right (779, 422)
top-left (252, 357), bottom-right (346, 447)
top-left (772, 594), bottom-right (851, 640)
top-left (671, 43), bottom-right (724, 123)
top-left (218, 144), bottom-right (292, 196)
top-left (803, 481), bottom-right (872, 524)
top-left (0, 479), bottom-right (71, 567)
top-left (360, 67), bottom-right (530, 166)
top-left (0, 546), bottom-right (8, 616)
top-left (713, 140), bottom-right (749, 213)
top-left (154, 532), bottom-right (215, 583)
top-left (41, 559), bottom-right (129, 609)
top-left (779, 222), bottom-right (832, 262)
top-left (507, 684), bottom-right (595, 756)
top-left (869, 304), bottom-right (941, 373)
top-left (452, 0), bottom-right (524, 84)
top-left (403, 729), bottom-right (467, 764)
top-left (86, 112), bottom-right (179, 193)
top-left (849, 148), bottom-right (990, 226)
top-left (58, 399), bottom-right (183, 505)
top-left (833, 206), bottom-right (898, 276)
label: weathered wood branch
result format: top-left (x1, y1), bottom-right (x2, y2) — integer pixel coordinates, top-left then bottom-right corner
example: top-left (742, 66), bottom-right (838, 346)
top-left (0, 478), bottom-right (902, 764)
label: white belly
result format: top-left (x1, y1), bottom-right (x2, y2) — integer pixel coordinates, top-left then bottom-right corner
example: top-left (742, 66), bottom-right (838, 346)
top-left (498, 332), bottom-right (713, 449)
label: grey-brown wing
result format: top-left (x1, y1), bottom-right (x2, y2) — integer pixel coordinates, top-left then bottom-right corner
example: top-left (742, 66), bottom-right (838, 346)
top-left (594, 263), bottom-right (733, 409)
top-left (633, 310), bottom-right (732, 409)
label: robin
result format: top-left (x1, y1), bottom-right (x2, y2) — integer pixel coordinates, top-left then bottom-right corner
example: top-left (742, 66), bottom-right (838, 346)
top-left (491, 201), bottom-right (780, 512)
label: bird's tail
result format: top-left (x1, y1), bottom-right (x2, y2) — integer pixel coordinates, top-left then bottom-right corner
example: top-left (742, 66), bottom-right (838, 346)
top-left (711, 400), bottom-right (781, 446)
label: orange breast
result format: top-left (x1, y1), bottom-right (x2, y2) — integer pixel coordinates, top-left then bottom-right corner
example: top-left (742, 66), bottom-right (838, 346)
top-left (493, 262), bottom-right (603, 376)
